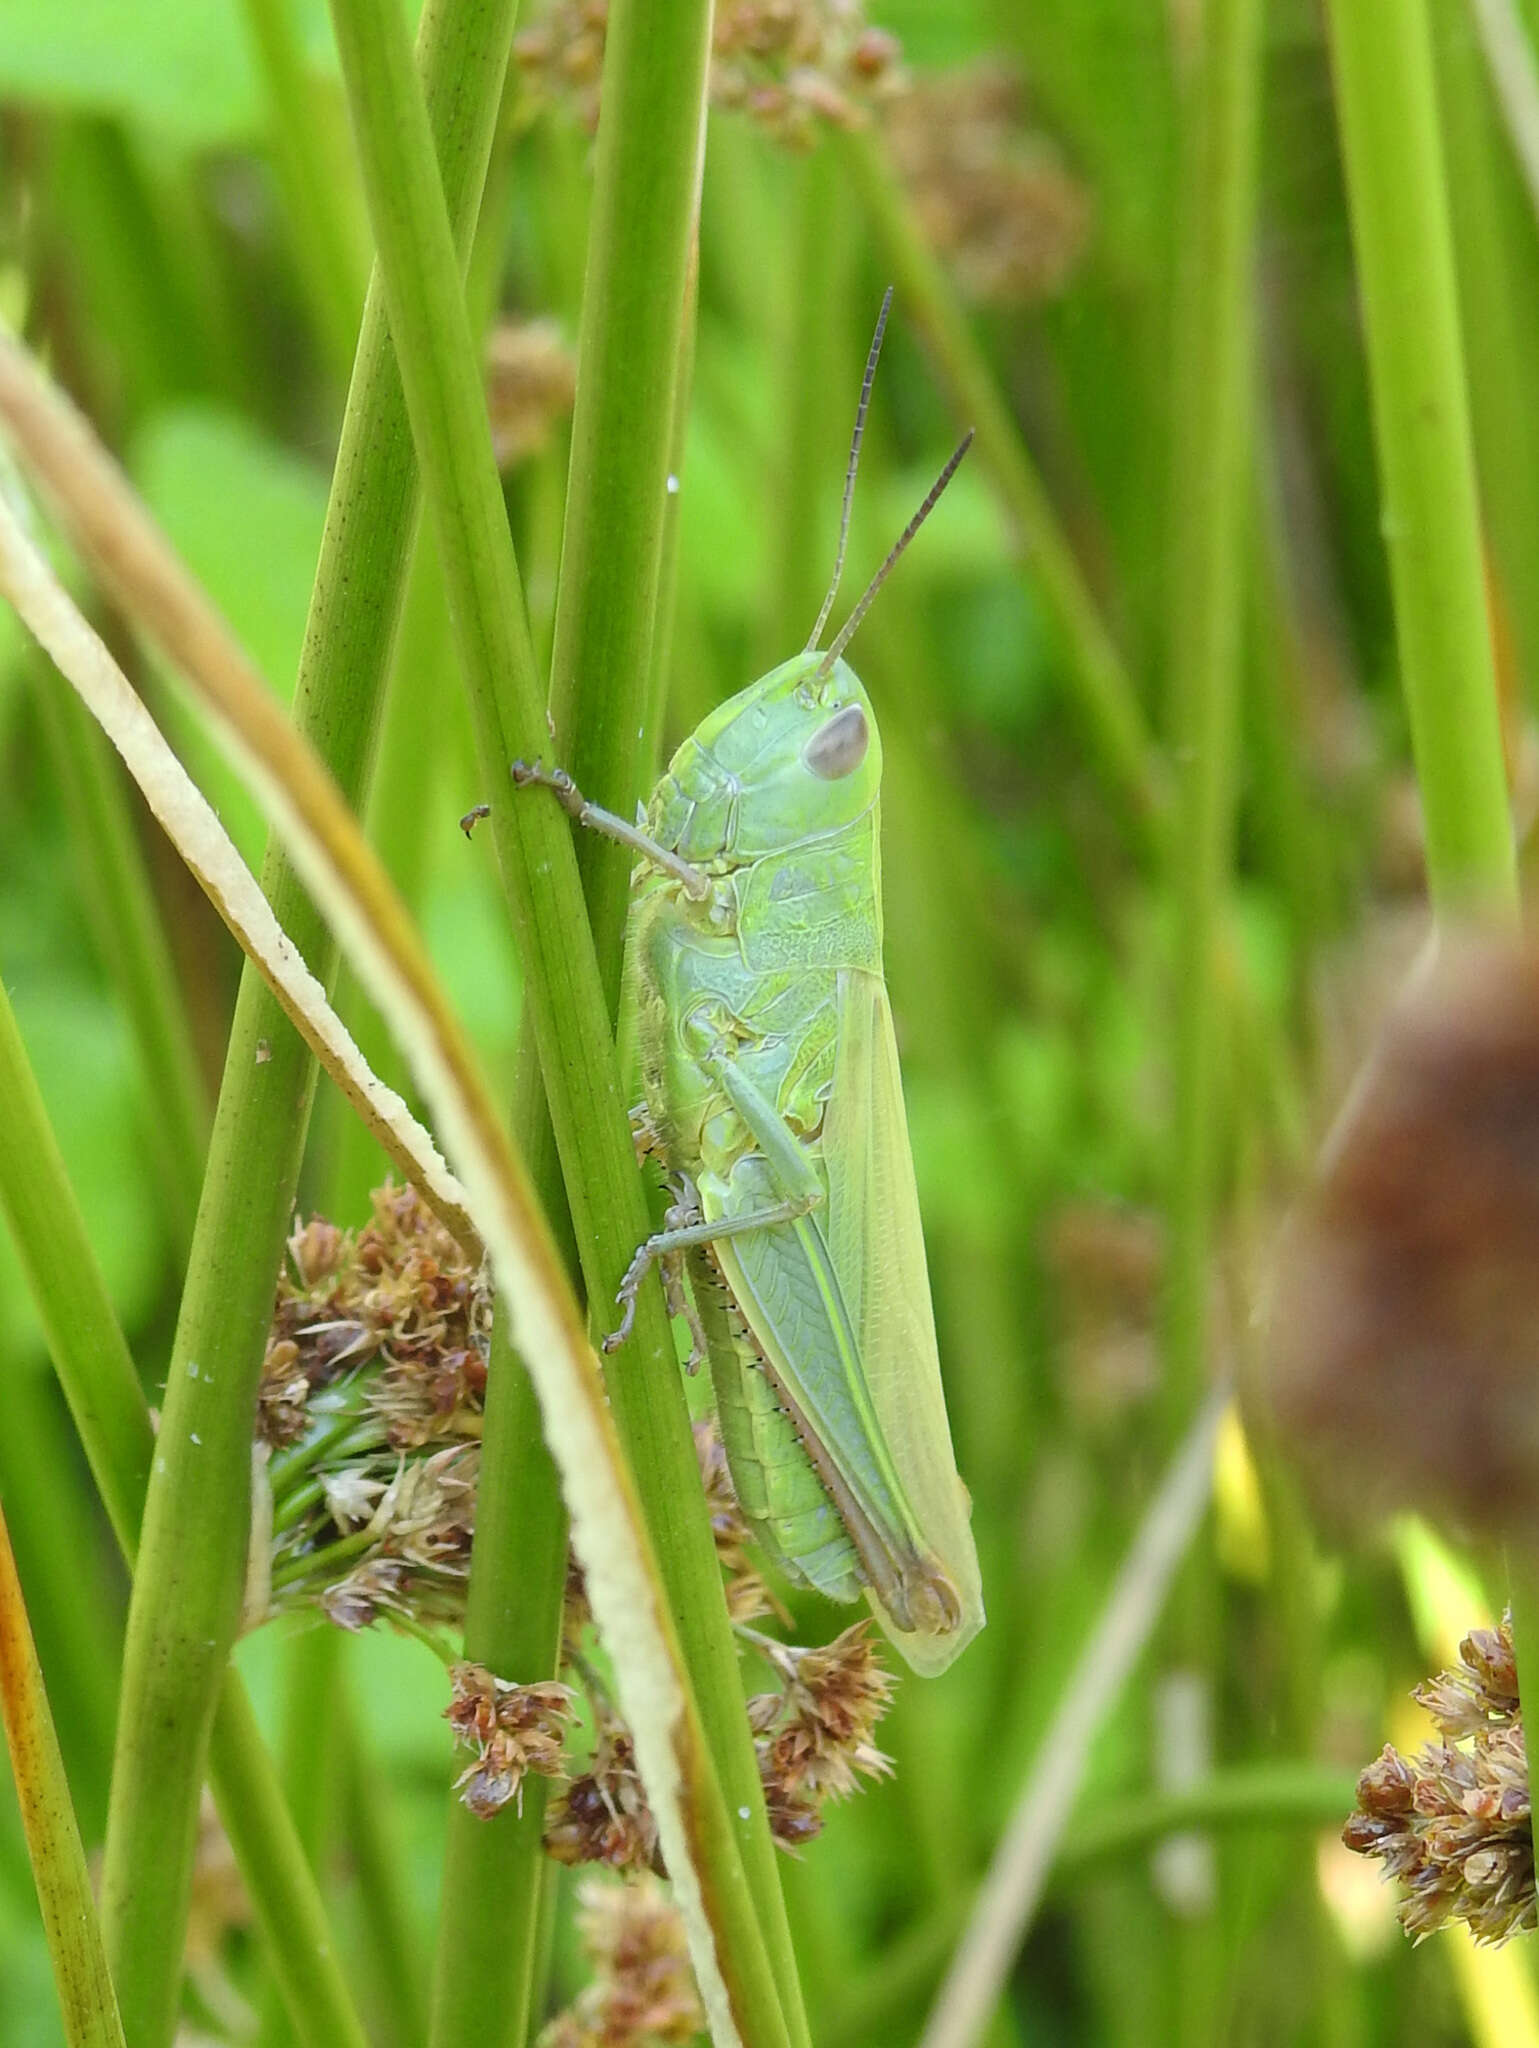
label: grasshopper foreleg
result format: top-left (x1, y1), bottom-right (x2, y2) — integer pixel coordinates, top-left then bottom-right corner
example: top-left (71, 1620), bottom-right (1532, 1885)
top-left (604, 1192), bottom-right (821, 1355)
top-left (509, 759), bottom-right (712, 902)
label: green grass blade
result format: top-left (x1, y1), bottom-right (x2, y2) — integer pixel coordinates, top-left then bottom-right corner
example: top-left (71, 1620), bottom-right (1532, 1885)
top-left (428, 1322), bottom-right (566, 2048)
top-left (26, 665), bottom-right (209, 1254)
top-left (0, 971), bottom-right (372, 2048)
top-left (0, 1498), bottom-right (127, 2048)
top-left (1156, 6), bottom-right (1263, 2036)
top-left (0, 982), bottom-right (156, 1545)
top-left (1324, 0), bottom-right (1519, 919)
top-left (544, 0), bottom-right (714, 984)
top-left (530, 0), bottom-right (810, 2028)
top-left (239, 0), bottom-right (370, 390)
top-left (1161, 0), bottom-right (1262, 1421)
top-left (89, 0), bottom-right (521, 2034)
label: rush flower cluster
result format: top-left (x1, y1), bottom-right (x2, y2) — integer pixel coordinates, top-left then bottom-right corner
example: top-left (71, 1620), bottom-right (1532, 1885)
top-left (445, 1665), bottom-right (575, 1820)
top-left (252, 1184), bottom-right (489, 1632)
top-left (746, 1620), bottom-right (897, 1846)
top-left (1344, 1614), bottom-right (1535, 1945)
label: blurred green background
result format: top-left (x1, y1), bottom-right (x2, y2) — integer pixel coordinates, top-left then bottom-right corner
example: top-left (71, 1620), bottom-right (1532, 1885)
top-left (2, 0), bottom-right (1538, 2042)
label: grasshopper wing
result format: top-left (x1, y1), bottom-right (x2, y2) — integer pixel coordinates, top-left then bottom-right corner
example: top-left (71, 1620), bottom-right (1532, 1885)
top-left (823, 969), bottom-right (985, 1673)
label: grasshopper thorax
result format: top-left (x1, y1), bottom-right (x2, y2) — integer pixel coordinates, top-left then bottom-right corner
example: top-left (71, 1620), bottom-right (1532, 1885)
top-left (648, 651), bottom-right (882, 868)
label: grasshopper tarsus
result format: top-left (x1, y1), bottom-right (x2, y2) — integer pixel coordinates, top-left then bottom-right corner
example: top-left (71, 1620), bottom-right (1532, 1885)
top-left (509, 757), bottom-right (579, 808)
top-left (459, 802), bottom-right (491, 838)
top-left (605, 1213), bottom-right (692, 1352)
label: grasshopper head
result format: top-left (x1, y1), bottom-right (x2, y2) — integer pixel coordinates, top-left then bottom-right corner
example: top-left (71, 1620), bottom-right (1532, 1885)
top-left (651, 651), bottom-right (883, 864)
top-left (650, 296), bottom-right (970, 870)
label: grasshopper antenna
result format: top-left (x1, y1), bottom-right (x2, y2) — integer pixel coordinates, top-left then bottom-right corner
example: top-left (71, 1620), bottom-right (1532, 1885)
top-left (805, 286), bottom-right (893, 653)
top-left (815, 428), bottom-right (974, 682)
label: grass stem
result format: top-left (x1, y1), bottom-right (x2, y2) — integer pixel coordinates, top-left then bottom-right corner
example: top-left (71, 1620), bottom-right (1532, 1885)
top-left (94, 0), bottom-right (520, 2033)
top-left (1324, 0), bottom-right (1519, 920)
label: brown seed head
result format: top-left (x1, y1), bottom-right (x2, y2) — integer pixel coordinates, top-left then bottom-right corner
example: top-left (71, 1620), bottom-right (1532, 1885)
top-left (752, 1620), bottom-right (896, 1811)
top-left (1265, 939), bottom-right (1539, 1537)
top-left (260, 1182), bottom-right (488, 1451)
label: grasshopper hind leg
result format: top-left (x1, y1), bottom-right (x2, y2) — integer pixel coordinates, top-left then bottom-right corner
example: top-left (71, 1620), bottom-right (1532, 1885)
top-left (656, 1220), bottom-right (710, 1373)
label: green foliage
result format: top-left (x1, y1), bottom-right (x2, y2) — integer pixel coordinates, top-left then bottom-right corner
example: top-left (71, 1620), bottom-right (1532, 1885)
top-left (133, 404), bottom-right (329, 867)
top-left (0, 987), bottom-right (163, 1349)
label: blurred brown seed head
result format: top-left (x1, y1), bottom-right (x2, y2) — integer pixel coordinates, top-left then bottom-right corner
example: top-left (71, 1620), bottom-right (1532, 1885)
top-left (183, 1793), bottom-right (252, 1966)
top-left (883, 64), bottom-right (1090, 306)
top-left (514, 0), bottom-right (904, 144)
top-left (1044, 1200), bottom-right (1162, 1424)
top-left (1265, 938), bottom-right (1539, 1537)
top-left (484, 319), bottom-right (576, 470)
top-left (536, 1875), bottom-right (703, 2047)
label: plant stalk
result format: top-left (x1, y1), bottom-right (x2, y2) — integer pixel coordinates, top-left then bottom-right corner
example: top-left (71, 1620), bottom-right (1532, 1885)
top-left (0, 971), bottom-right (372, 2048)
top-left (1324, 0), bottom-right (1519, 920)
top-left (97, 1), bottom-right (519, 2037)
top-left (323, 0), bottom-right (799, 2038)
top-left (0, 1495), bottom-right (127, 2048)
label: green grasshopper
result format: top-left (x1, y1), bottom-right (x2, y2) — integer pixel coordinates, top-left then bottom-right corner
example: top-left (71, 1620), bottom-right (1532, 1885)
top-left (513, 295), bottom-right (983, 1674)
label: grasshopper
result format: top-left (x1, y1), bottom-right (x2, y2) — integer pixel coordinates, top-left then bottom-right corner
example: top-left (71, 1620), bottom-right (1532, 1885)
top-left (514, 295), bottom-right (983, 1674)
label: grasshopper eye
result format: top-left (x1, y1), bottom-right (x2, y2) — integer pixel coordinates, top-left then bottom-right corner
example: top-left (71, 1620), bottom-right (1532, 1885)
top-left (803, 703), bottom-right (869, 780)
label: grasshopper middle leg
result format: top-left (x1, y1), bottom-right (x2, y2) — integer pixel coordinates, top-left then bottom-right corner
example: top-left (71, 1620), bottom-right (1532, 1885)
top-left (605, 1192), bottom-right (822, 1354)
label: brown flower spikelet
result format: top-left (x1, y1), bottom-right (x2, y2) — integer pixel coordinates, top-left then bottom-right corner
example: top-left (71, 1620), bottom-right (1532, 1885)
top-left (544, 1716), bottom-right (662, 1875)
top-left (259, 1185), bottom-right (489, 1630)
top-left (537, 1876), bottom-right (703, 2047)
top-left (446, 1663), bottom-right (575, 1819)
top-left (751, 1620), bottom-right (896, 1844)
top-left (1344, 1612), bottom-right (1536, 1945)
top-left (1265, 939), bottom-right (1539, 1536)
top-left (260, 1182), bottom-right (488, 1450)
top-left (301, 1441), bottom-right (479, 1632)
